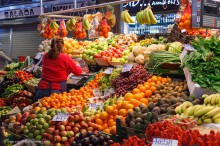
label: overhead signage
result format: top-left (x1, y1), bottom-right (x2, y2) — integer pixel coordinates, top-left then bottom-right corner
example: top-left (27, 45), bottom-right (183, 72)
top-left (192, 0), bottom-right (220, 28)
top-left (123, 0), bottom-right (180, 14)
top-left (0, 7), bottom-right (41, 20)
top-left (51, 2), bottom-right (88, 12)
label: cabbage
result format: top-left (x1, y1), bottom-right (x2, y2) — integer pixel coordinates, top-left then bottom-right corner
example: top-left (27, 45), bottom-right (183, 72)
top-left (168, 42), bottom-right (183, 53)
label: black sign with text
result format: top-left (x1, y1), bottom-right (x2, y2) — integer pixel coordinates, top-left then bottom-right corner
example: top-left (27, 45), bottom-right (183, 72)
top-left (123, 0), bottom-right (180, 14)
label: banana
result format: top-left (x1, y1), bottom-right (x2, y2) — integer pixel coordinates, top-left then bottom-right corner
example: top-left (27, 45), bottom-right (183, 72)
top-left (147, 6), bottom-right (157, 24)
top-left (143, 8), bottom-right (151, 25)
top-left (123, 11), bottom-right (130, 23)
top-left (50, 21), bottom-right (56, 30)
top-left (197, 118), bottom-right (203, 125)
top-left (203, 118), bottom-right (212, 124)
top-left (121, 11), bottom-right (126, 23)
top-left (54, 21), bottom-right (59, 29)
top-left (212, 113), bottom-right (220, 120)
top-left (66, 20), bottom-right (72, 31)
top-left (184, 107), bottom-right (193, 116)
top-left (213, 118), bottom-right (220, 123)
top-left (215, 94), bottom-right (220, 104)
top-left (181, 101), bottom-right (193, 113)
top-left (82, 16), bottom-right (91, 30)
top-left (188, 105), bottom-right (201, 116)
top-left (124, 10), bottom-right (134, 23)
top-left (202, 94), bottom-right (209, 99)
top-left (194, 106), bottom-right (215, 117)
top-left (175, 105), bottom-right (181, 114)
top-left (136, 12), bottom-right (141, 25)
top-left (204, 95), bottom-right (213, 105)
top-left (211, 95), bottom-right (217, 105)
top-left (139, 11), bottom-right (145, 25)
top-left (69, 18), bottom-right (76, 29)
top-left (203, 107), bottom-right (220, 118)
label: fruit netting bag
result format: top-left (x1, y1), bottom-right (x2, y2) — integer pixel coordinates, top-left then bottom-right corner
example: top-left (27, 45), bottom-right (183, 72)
top-left (58, 20), bottom-right (68, 38)
top-left (88, 17), bottom-right (99, 39)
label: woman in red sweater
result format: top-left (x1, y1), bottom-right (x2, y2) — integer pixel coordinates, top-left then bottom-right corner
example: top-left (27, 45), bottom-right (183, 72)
top-left (36, 38), bottom-right (82, 99)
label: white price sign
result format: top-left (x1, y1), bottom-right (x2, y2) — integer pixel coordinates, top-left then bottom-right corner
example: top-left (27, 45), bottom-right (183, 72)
top-left (122, 64), bottom-right (133, 72)
top-left (88, 103), bottom-right (103, 110)
top-left (104, 67), bottom-right (113, 74)
top-left (184, 44), bottom-right (195, 51)
top-left (152, 138), bottom-right (178, 146)
top-left (52, 113), bottom-right (69, 121)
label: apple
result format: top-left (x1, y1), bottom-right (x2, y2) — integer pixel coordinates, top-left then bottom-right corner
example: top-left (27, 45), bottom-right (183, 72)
top-left (59, 125), bottom-right (65, 131)
top-left (67, 131), bottom-right (74, 137)
top-left (44, 140), bottom-right (51, 146)
top-left (66, 126), bottom-right (71, 131)
top-left (74, 115), bottom-right (80, 122)
top-left (61, 136), bottom-right (68, 142)
top-left (54, 135), bottom-right (61, 142)
top-left (73, 127), bottom-right (79, 134)
top-left (55, 142), bottom-right (62, 146)
top-left (69, 137), bottom-right (74, 143)
top-left (61, 121), bottom-right (68, 126)
top-left (47, 134), bottom-right (53, 141)
top-left (68, 122), bottom-right (74, 127)
top-left (54, 130), bottom-right (60, 135)
top-left (61, 131), bottom-right (67, 137)
top-left (46, 127), bottom-right (55, 134)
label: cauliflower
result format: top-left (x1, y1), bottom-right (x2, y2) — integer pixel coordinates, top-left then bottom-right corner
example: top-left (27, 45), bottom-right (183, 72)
top-left (135, 54), bottom-right (145, 65)
top-left (127, 52), bottom-right (135, 63)
top-left (132, 46), bottom-right (144, 56)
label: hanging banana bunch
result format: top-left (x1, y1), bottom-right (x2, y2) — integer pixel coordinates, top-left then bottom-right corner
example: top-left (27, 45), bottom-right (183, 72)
top-left (121, 10), bottom-right (135, 24)
top-left (82, 15), bottom-right (92, 30)
top-left (50, 20), bottom-right (59, 31)
top-left (136, 5), bottom-right (157, 25)
top-left (66, 18), bottom-right (77, 31)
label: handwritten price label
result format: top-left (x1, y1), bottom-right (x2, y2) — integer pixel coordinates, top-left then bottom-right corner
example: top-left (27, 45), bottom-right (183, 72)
top-left (104, 67), bottom-right (113, 74)
top-left (152, 138), bottom-right (178, 146)
top-left (122, 64), bottom-right (133, 72)
top-left (52, 113), bottom-right (69, 121)
top-left (184, 44), bottom-right (195, 51)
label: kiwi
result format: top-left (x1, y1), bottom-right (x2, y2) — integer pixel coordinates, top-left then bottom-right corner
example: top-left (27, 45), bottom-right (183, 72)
top-left (160, 108), bottom-right (167, 114)
top-left (152, 107), bottom-right (161, 115)
top-left (141, 108), bottom-right (149, 114)
top-left (147, 102), bottom-right (155, 111)
top-left (136, 117), bottom-right (143, 123)
top-left (156, 98), bottom-right (165, 106)
top-left (133, 107), bottom-right (141, 113)
top-left (128, 111), bottom-right (134, 118)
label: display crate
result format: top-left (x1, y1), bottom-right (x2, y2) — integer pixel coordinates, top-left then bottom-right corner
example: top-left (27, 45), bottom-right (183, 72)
top-left (183, 68), bottom-right (216, 98)
top-left (24, 82), bottom-right (37, 93)
top-left (95, 58), bottom-right (110, 66)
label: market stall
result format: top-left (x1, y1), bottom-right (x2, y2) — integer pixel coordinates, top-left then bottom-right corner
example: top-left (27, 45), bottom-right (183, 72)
top-left (0, 0), bottom-right (220, 145)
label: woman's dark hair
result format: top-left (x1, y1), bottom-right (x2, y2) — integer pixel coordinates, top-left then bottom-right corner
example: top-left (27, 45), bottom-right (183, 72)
top-left (47, 38), bottom-right (64, 59)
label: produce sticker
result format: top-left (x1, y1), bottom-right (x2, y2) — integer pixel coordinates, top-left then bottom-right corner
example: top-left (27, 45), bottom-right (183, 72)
top-left (122, 64), bottom-right (133, 72)
top-left (152, 138), bottom-right (178, 146)
top-left (52, 113), bottom-right (69, 121)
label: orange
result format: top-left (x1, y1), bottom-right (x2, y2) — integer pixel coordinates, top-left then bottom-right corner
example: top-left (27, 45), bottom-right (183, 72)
top-left (124, 93), bottom-right (134, 101)
top-left (103, 123), bottom-right (108, 129)
top-left (162, 78), bottom-right (168, 83)
top-left (150, 82), bottom-right (156, 87)
top-left (145, 90), bottom-right (153, 98)
top-left (100, 112), bottom-right (108, 120)
top-left (144, 82), bottom-right (149, 86)
top-left (126, 104), bottom-right (134, 110)
top-left (106, 106), bottom-right (114, 114)
top-left (108, 115), bottom-right (114, 120)
top-left (98, 125), bottom-right (103, 130)
top-left (167, 77), bottom-right (171, 82)
top-left (110, 126), bottom-right (116, 135)
top-left (121, 101), bottom-right (129, 109)
top-left (116, 100), bottom-right (123, 109)
top-left (157, 76), bottom-right (163, 82)
top-left (132, 88), bottom-right (140, 94)
top-left (140, 98), bottom-right (149, 105)
top-left (104, 128), bottom-right (110, 134)
top-left (144, 84), bottom-right (150, 90)
top-left (156, 81), bottom-right (161, 85)
top-left (95, 119), bottom-right (103, 125)
top-left (134, 93), bottom-right (144, 100)
top-left (119, 109), bottom-right (127, 117)
top-left (178, 22), bottom-right (184, 29)
top-left (138, 85), bottom-right (146, 93)
top-left (184, 20), bottom-right (191, 29)
top-left (108, 119), bottom-right (115, 127)
top-left (112, 109), bottom-right (119, 116)
top-left (94, 114), bottom-right (100, 120)
top-left (130, 99), bottom-right (141, 107)
top-left (150, 86), bottom-right (157, 93)
top-left (147, 79), bottom-right (152, 83)
top-left (151, 76), bottom-right (158, 83)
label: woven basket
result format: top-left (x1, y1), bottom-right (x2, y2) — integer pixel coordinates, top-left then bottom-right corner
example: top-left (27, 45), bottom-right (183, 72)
top-left (24, 83), bottom-right (36, 93)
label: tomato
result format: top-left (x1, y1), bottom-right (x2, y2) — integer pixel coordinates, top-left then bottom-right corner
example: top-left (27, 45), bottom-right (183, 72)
top-left (94, 54), bottom-right (101, 58)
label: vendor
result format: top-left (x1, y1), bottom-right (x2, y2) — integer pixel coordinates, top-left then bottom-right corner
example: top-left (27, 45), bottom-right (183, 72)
top-left (34, 44), bottom-right (44, 65)
top-left (0, 49), bottom-right (12, 70)
top-left (36, 38), bottom-right (82, 99)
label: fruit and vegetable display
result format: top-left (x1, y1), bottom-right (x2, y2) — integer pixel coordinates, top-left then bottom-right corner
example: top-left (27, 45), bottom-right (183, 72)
top-left (24, 77), bottom-right (40, 87)
top-left (14, 70), bottom-right (34, 84)
top-left (1, 84), bottom-right (24, 98)
top-left (0, 106), bottom-right (12, 117)
top-left (182, 35), bottom-right (220, 92)
top-left (0, 98), bottom-right (6, 107)
top-left (111, 136), bottom-right (146, 146)
top-left (135, 6), bottom-right (157, 25)
top-left (3, 62), bottom-right (23, 71)
top-left (0, 76), bottom-right (19, 96)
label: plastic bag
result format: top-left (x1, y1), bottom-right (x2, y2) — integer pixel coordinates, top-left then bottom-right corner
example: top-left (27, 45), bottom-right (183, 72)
top-left (88, 17), bottom-right (99, 39)
top-left (58, 20), bottom-right (68, 38)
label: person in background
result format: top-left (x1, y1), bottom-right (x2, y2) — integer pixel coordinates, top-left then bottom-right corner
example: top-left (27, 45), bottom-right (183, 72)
top-left (36, 38), bottom-right (82, 99)
top-left (34, 44), bottom-right (44, 65)
top-left (0, 49), bottom-right (12, 70)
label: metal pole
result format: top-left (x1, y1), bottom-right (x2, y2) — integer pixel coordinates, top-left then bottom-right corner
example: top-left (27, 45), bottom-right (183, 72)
top-left (40, 0), bottom-right (43, 15)
top-left (74, 0), bottom-right (77, 9)
top-left (9, 27), bottom-right (13, 58)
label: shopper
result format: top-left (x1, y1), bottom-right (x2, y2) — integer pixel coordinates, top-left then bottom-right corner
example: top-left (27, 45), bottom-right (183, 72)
top-left (36, 38), bottom-right (82, 99)
top-left (0, 49), bottom-right (12, 70)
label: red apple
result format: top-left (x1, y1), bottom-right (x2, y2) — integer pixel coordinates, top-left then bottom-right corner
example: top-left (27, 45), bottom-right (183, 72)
top-left (59, 125), bottom-right (65, 131)
top-left (73, 127), bottom-right (79, 134)
top-left (61, 131), bottom-right (67, 137)
top-left (54, 135), bottom-right (61, 142)
top-left (47, 127), bottom-right (55, 134)
top-left (80, 129), bottom-right (87, 133)
top-left (74, 115), bottom-right (80, 122)
top-left (55, 142), bottom-right (62, 146)
top-left (66, 126), bottom-right (71, 131)
top-left (54, 130), bottom-right (60, 135)
top-left (61, 121), bottom-right (68, 126)
top-left (61, 136), bottom-right (68, 142)
top-left (47, 134), bottom-right (53, 141)
top-left (88, 127), bottom-right (93, 131)
top-left (56, 122), bottom-right (62, 127)
top-left (68, 122), bottom-right (75, 127)
top-left (68, 115), bottom-right (74, 122)
top-left (64, 142), bottom-right (70, 146)
top-left (68, 137), bottom-right (74, 143)
top-left (67, 131), bottom-right (74, 137)
top-left (74, 123), bottom-right (81, 129)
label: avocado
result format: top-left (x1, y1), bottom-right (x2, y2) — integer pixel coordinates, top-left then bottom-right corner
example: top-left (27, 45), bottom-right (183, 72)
top-left (147, 102), bottom-right (155, 111)
top-left (139, 104), bottom-right (146, 110)
top-left (159, 104), bottom-right (169, 108)
top-left (128, 111), bottom-right (134, 118)
top-left (172, 102), bottom-right (182, 108)
top-left (171, 98), bottom-right (178, 105)
top-left (152, 107), bottom-right (161, 115)
top-left (167, 109), bottom-right (176, 115)
top-left (134, 122), bottom-right (142, 130)
top-left (165, 99), bottom-right (171, 105)
top-left (156, 98), bottom-right (165, 106)
top-left (146, 112), bottom-right (152, 121)
top-left (179, 99), bottom-right (186, 103)
top-left (167, 106), bottom-right (174, 111)
top-left (160, 108), bottom-right (167, 114)
top-left (141, 108), bottom-right (149, 114)
top-left (150, 112), bottom-right (159, 122)
top-left (129, 121), bottom-right (135, 128)
top-left (136, 117), bottom-right (143, 123)
top-left (133, 107), bottom-right (141, 112)
top-left (136, 112), bottom-right (143, 118)
top-left (125, 117), bottom-right (131, 125)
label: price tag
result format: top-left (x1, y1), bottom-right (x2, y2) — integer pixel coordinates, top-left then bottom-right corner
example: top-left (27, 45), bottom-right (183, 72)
top-left (93, 88), bottom-right (103, 97)
top-left (52, 113), bottom-right (69, 121)
top-left (104, 67), bottom-right (113, 74)
top-left (88, 103), bottom-right (103, 110)
top-left (122, 64), bottom-right (133, 72)
top-left (104, 88), bottom-right (115, 97)
top-left (184, 44), bottom-right (195, 51)
top-left (152, 138), bottom-right (178, 146)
